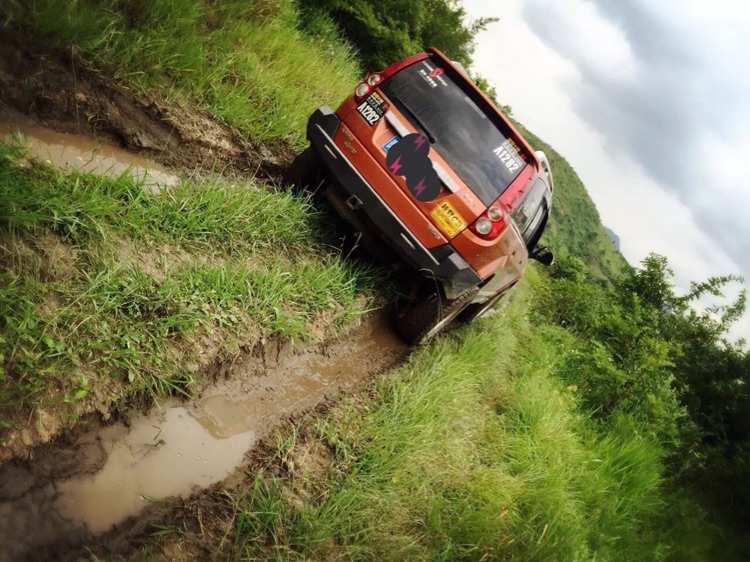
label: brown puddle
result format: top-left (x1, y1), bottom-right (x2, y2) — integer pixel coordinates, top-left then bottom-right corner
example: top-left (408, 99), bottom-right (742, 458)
top-left (0, 316), bottom-right (406, 561)
top-left (0, 122), bottom-right (179, 190)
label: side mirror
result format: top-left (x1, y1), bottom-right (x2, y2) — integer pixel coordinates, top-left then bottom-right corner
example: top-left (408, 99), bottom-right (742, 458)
top-left (530, 247), bottom-right (554, 266)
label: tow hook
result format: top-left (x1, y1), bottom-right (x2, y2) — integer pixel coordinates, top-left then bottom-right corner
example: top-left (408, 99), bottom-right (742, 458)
top-left (346, 194), bottom-right (364, 211)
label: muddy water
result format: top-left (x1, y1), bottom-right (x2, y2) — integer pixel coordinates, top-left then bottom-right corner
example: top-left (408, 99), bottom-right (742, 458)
top-left (0, 317), bottom-right (406, 561)
top-left (0, 122), bottom-right (179, 190)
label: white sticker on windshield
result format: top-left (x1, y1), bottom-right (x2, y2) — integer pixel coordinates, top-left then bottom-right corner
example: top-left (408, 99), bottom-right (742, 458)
top-left (418, 61), bottom-right (448, 88)
top-left (493, 140), bottom-right (524, 174)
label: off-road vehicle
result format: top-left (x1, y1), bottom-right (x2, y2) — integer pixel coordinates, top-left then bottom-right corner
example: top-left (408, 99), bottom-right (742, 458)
top-left (287, 48), bottom-right (554, 344)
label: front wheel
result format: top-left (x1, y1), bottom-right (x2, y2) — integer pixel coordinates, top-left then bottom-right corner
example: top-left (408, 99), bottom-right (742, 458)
top-left (394, 286), bottom-right (477, 346)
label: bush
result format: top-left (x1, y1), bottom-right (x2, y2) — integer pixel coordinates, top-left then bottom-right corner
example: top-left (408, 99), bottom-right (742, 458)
top-left (535, 256), bottom-right (688, 448)
top-left (536, 252), bottom-right (750, 557)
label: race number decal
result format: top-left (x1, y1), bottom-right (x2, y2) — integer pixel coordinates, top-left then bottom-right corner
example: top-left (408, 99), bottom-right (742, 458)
top-left (356, 92), bottom-right (386, 126)
top-left (493, 139), bottom-right (524, 174)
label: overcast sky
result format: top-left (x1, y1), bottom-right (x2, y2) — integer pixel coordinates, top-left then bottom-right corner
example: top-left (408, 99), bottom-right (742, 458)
top-left (463, 0), bottom-right (749, 341)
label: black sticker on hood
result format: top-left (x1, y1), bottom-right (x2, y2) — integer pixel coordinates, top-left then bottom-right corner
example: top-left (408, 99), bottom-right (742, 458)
top-left (385, 133), bottom-right (441, 202)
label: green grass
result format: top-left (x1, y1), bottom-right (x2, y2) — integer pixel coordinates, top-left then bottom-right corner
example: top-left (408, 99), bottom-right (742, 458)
top-left (1, 145), bottom-right (314, 253)
top-left (5, 0), bottom-right (360, 145)
top-left (220, 272), bottom-right (714, 562)
top-left (0, 142), bottom-right (373, 427)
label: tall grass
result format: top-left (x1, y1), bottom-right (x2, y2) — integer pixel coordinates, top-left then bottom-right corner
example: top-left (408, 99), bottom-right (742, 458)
top-left (230, 276), bottom-right (692, 561)
top-left (6, 0), bottom-right (361, 144)
top-left (0, 143), bottom-right (372, 418)
top-left (1, 147), bottom-right (315, 252)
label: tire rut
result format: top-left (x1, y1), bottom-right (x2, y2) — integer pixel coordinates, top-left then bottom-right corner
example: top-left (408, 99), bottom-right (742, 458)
top-left (1, 315), bottom-right (407, 562)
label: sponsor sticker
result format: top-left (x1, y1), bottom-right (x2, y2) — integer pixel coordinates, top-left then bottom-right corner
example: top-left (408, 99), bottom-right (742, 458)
top-left (430, 200), bottom-right (467, 238)
top-left (418, 61), bottom-right (448, 88)
top-left (493, 139), bottom-right (525, 174)
top-left (356, 92), bottom-right (386, 126)
top-left (383, 136), bottom-right (400, 152)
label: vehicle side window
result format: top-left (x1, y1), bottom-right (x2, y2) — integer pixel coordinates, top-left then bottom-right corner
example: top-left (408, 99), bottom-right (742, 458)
top-left (512, 177), bottom-right (548, 249)
top-left (523, 204), bottom-right (548, 253)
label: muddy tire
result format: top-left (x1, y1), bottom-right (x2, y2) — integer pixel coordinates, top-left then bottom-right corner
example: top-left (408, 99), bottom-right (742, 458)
top-left (394, 287), bottom-right (477, 346)
top-left (283, 146), bottom-right (325, 197)
top-left (457, 290), bottom-right (505, 324)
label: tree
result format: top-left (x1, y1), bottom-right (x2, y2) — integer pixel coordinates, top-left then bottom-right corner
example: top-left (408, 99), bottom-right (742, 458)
top-left (297, 0), bottom-right (497, 70)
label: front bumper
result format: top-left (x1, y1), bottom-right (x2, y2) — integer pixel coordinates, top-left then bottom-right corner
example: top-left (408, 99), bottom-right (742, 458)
top-left (307, 106), bottom-right (481, 294)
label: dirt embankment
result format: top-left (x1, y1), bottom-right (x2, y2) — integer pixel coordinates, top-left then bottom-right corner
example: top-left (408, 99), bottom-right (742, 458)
top-left (0, 35), bottom-right (293, 179)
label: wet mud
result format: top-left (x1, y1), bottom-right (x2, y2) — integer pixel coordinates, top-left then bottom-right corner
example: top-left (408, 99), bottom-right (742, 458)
top-left (0, 35), bottom-right (292, 178)
top-left (0, 316), bottom-right (406, 561)
top-left (0, 122), bottom-right (180, 190)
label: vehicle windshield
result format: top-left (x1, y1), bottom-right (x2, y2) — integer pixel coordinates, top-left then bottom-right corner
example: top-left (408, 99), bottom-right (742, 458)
top-left (381, 56), bottom-right (528, 205)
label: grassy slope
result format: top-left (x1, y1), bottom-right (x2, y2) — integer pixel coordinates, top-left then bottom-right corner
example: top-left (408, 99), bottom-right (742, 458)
top-left (5, 0), bottom-right (360, 146)
top-left (0, 0), bottom-right (369, 443)
top-left (136, 272), bottom-right (688, 562)
top-left (216, 278), bottom-right (716, 562)
top-left (0, 143), bottom-right (373, 434)
top-left (515, 123), bottom-right (630, 282)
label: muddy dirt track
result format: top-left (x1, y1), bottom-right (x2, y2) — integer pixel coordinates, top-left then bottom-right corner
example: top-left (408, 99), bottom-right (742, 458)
top-left (0, 116), bottom-right (408, 559)
top-left (0, 39), bottom-right (411, 561)
top-left (0, 315), bottom-right (406, 561)
top-left (0, 35), bottom-right (292, 179)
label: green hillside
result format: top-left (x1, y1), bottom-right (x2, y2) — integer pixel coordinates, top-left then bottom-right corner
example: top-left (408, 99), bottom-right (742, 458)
top-left (515, 123), bottom-right (630, 281)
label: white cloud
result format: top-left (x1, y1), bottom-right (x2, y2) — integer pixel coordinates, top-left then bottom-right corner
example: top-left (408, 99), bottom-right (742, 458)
top-left (463, 0), bottom-right (749, 341)
top-left (521, 0), bottom-right (750, 272)
top-left (521, 0), bottom-right (637, 83)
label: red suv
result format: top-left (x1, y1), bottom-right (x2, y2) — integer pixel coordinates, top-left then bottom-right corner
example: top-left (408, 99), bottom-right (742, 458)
top-left (288, 48), bottom-right (554, 344)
